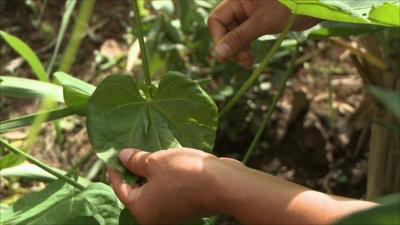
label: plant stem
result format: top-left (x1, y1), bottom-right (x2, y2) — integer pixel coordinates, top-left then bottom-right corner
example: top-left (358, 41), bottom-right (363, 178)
top-left (132, 0), bottom-right (151, 87)
top-left (219, 14), bottom-right (296, 118)
top-left (67, 149), bottom-right (95, 174)
top-left (0, 107), bottom-right (76, 133)
top-left (59, 0), bottom-right (95, 73)
top-left (47, 0), bottom-right (77, 76)
top-left (242, 48), bottom-right (298, 165)
top-left (0, 139), bottom-right (84, 190)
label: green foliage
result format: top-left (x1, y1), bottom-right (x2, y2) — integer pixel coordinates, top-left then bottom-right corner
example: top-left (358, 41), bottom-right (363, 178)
top-left (0, 180), bottom-right (120, 225)
top-left (0, 76), bottom-right (64, 102)
top-left (368, 86), bottom-right (400, 119)
top-left (59, 0), bottom-right (95, 72)
top-left (0, 107), bottom-right (75, 133)
top-left (334, 194), bottom-right (400, 225)
top-left (87, 72), bottom-right (218, 174)
top-left (279, 0), bottom-right (400, 27)
top-left (0, 30), bottom-right (48, 82)
top-left (47, 0), bottom-right (78, 75)
top-left (54, 72), bottom-right (96, 115)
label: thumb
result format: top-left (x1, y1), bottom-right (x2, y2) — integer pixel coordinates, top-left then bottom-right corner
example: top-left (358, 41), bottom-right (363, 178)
top-left (119, 148), bottom-right (151, 177)
top-left (214, 16), bottom-right (263, 62)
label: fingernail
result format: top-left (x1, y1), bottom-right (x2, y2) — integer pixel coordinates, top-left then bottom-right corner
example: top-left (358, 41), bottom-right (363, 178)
top-left (215, 43), bottom-right (232, 59)
top-left (119, 149), bottom-right (133, 165)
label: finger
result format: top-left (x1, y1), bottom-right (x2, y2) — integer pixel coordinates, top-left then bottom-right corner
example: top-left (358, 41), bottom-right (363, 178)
top-left (208, 0), bottom-right (246, 47)
top-left (232, 48), bottom-right (253, 69)
top-left (108, 168), bottom-right (136, 205)
top-left (215, 16), bottom-right (265, 61)
top-left (119, 149), bottom-right (151, 177)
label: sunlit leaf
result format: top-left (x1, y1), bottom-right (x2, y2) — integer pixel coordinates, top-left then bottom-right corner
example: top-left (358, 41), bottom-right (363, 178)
top-left (54, 71), bottom-right (96, 115)
top-left (279, 0), bottom-right (400, 27)
top-left (87, 72), bottom-right (218, 175)
top-left (0, 76), bottom-right (63, 102)
top-left (0, 30), bottom-right (48, 81)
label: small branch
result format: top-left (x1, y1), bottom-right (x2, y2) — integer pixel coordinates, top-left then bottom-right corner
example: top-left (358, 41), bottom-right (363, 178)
top-left (242, 49), bottom-right (298, 165)
top-left (330, 37), bottom-right (388, 70)
top-left (219, 14), bottom-right (296, 118)
top-left (0, 139), bottom-right (85, 190)
top-left (132, 0), bottom-right (151, 88)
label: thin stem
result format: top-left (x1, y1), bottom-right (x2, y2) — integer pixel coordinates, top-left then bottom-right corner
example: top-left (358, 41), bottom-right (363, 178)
top-left (132, 0), bottom-right (151, 87)
top-left (242, 48), bottom-right (298, 165)
top-left (0, 139), bottom-right (84, 190)
top-left (0, 107), bottom-right (76, 133)
top-left (67, 149), bottom-right (95, 174)
top-left (220, 15), bottom-right (296, 118)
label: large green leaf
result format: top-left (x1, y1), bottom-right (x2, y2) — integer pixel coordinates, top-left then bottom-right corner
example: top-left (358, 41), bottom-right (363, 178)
top-left (279, 0), bottom-right (400, 27)
top-left (0, 31), bottom-right (48, 82)
top-left (0, 76), bottom-right (63, 102)
top-left (0, 181), bottom-right (120, 225)
top-left (87, 71), bottom-right (218, 172)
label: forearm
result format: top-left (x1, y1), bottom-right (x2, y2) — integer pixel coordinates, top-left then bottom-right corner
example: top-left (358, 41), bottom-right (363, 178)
top-left (214, 164), bottom-right (376, 224)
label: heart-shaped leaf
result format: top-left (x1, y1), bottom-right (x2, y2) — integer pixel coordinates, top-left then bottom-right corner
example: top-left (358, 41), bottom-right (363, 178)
top-left (87, 71), bottom-right (218, 172)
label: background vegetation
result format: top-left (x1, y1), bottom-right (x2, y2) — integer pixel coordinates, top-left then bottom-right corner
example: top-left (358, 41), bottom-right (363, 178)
top-left (0, 0), bottom-right (399, 224)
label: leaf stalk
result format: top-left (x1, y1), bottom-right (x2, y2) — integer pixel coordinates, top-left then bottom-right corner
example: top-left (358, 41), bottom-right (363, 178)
top-left (0, 139), bottom-right (85, 190)
top-left (242, 49), bottom-right (298, 165)
top-left (132, 0), bottom-right (151, 88)
top-left (220, 14), bottom-right (296, 118)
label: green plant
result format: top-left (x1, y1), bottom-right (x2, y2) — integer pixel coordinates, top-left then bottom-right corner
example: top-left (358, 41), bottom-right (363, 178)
top-left (1, 0), bottom-right (399, 224)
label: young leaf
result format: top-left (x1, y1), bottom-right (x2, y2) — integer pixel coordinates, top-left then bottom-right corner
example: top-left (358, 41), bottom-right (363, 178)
top-left (368, 86), bottom-right (400, 119)
top-left (0, 181), bottom-right (120, 225)
top-left (0, 76), bottom-right (63, 102)
top-left (0, 30), bottom-right (48, 82)
top-left (86, 72), bottom-right (218, 173)
top-left (279, 0), bottom-right (400, 27)
top-left (54, 71), bottom-right (96, 115)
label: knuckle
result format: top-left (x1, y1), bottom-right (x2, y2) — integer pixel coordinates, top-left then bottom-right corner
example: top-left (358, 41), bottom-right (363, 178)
top-left (229, 27), bottom-right (245, 48)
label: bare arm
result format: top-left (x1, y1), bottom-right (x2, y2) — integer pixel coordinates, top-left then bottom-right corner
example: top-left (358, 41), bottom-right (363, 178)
top-left (108, 148), bottom-right (376, 225)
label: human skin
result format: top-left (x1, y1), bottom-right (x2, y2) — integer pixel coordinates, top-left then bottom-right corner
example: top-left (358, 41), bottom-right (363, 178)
top-left (108, 148), bottom-right (376, 225)
top-left (207, 0), bottom-right (319, 67)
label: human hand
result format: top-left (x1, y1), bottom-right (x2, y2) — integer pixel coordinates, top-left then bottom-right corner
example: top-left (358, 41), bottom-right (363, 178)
top-left (208, 0), bottom-right (319, 67)
top-left (108, 148), bottom-right (244, 225)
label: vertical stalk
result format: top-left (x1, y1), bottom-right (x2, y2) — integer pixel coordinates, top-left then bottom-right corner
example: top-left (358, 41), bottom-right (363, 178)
top-left (242, 49), bottom-right (297, 165)
top-left (0, 139), bottom-right (84, 190)
top-left (220, 15), bottom-right (296, 118)
top-left (132, 0), bottom-right (151, 87)
top-left (59, 0), bottom-right (95, 73)
top-left (47, 0), bottom-right (77, 76)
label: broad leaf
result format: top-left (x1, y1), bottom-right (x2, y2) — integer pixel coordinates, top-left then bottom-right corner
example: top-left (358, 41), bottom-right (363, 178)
top-left (0, 30), bottom-right (48, 82)
top-left (0, 181), bottom-right (119, 225)
top-left (54, 71), bottom-right (96, 115)
top-left (279, 0), bottom-right (400, 27)
top-left (87, 71), bottom-right (218, 173)
top-left (368, 86), bottom-right (400, 119)
top-left (0, 76), bottom-right (63, 102)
